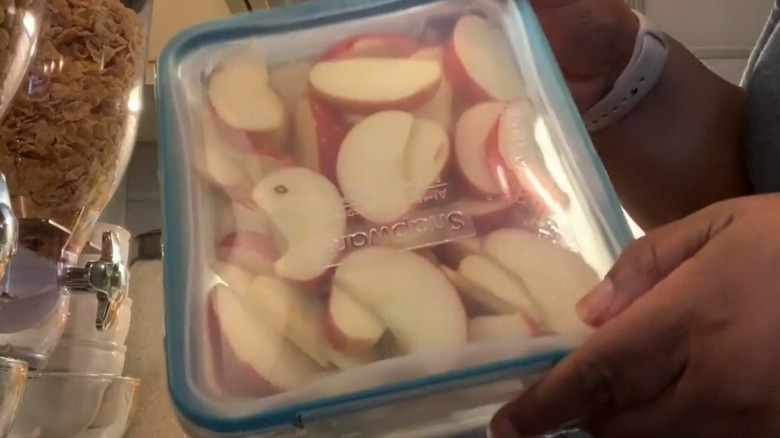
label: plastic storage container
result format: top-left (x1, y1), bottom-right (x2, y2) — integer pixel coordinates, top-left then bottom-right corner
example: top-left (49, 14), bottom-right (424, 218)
top-left (156, 0), bottom-right (633, 435)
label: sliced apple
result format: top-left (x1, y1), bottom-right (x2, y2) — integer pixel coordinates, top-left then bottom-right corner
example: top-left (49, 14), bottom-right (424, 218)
top-left (207, 285), bottom-right (323, 396)
top-left (434, 236), bottom-right (483, 269)
top-left (488, 100), bottom-right (571, 213)
top-left (341, 112), bottom-right (366, 126)
top-left (211, 261), bottom-right (254, 294)
top-left (216, 202), bottom-right (272, 238)
top-left (326, 285), bottom-right (386, 352)
top-left (309, 58), bottom-right (442, 114)
top-left (410, 46), bottom-right (454, 131)
top-left (337, 111), bottom-right (450, 224)
top-left (243, 276), bottom-right (336, 367)
top-left (198, 112), bottom-right (254, 204)
top-left (443, 15), bottom-right (525, 102)
top-left (469, 314), bottom-right (534, 343)
top-left (208, 59), bottom-right (288, 153)
top-left (268, 61), bottom-right (313, 112)
top-left (332, 247), bottom-right (467, 355)
top-left (448, 197), bottom-right (516, 234)
top-left (216, 232), bottom-right (279, 276)
top-left (454, 101), bottom-right (506, 196)
top-left (321, 33), bottom-right (422, 60)
top-left (293, 97), bottom-right (348, 183)
top-left (253, 167), bottom-right (347, 281)
top-left (243, 154), bottom-right (291, 187)
top-left (458, 254), bottom-right (542, 321)
top-left (482, 229), bottom-right (599, 334)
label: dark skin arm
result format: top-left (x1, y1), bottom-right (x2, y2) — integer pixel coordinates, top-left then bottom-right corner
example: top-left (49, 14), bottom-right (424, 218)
top-left (533, 0), bottom-right (750, 230)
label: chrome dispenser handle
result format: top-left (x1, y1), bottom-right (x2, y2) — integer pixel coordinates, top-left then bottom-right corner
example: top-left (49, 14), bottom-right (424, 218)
top-left (64, 231), bottom-right (128, 331)
top-left (0, 173), bottom-right (18, 284)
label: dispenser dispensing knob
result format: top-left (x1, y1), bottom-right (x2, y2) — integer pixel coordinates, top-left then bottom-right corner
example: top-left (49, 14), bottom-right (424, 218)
top-left (64, 231), bottom-right (128, 331)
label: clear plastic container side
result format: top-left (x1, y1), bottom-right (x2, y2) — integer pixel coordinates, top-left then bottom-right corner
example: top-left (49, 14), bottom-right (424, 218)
top-left (0, 0), bottom-right (153, 258)
top-left (157, 0), bottom-right (632, 432)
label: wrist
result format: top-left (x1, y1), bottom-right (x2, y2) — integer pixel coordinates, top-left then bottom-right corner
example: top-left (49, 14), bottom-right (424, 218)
top-left (583, 11), bottom-right (670, 132)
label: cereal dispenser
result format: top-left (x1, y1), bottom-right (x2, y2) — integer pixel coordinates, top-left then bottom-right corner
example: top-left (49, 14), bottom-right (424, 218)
top-left (0, 0), bottom-right (152, 395)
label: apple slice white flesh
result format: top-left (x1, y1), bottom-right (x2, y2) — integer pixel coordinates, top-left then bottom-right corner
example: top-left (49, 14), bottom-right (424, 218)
top-left (209, 60), bottom-right (286, 134)
top-left (469, 314), bottom-right (535, 343)
top-left (268, 61), bottom-right (313, 112)
top-left (327, 286), bottom-right (386, 352)
top-left (253, 167), bottom-right (347, 281)
top-left (404, 118), bottom-right (451, 202)
top-left (333, 247), bottom-right (467, 355)
top-left (434, 236), bottom-right (483, 269)
top-left (338, 111), bottom-right (449, 224)
top-left (207, 285), bottom-right (323, 395)
top-left (293, 97), bottom-right (347, 183)
top-left (410, 46), bottom-right (454, 131)
top-left (458, 254), bottom-right (543, 320)
top-left (483, 229), bottom-right (599, 334)
top-left (309, 58), bottom-right (442, 113)
top-left (211, 261), bottom-right (254, 294)
top-left (454, 102), bottom-right (506, 196)
top-left (444, 15), bottom-right (525, 102)
top-left (198, 112), bottom-right (253, 200)
top-left (243, 276), bottom-right (334, 367)
top-left (216, 232), bottom-right (279, 276)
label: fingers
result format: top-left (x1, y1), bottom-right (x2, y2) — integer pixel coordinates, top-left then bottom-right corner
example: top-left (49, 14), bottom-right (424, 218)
top-left (583, 392), bottom-right (684, 438)
top-left (489, 280), bottom-right (690, 437)
top-left (576, 209), bottom-right (730, 327)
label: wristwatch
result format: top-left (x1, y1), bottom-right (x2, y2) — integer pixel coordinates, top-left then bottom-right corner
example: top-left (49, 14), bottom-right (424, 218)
top-left (583, 11), bottom-right (670, 133)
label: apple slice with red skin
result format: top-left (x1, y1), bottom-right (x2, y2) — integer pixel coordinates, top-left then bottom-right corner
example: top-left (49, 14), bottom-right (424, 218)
top-left (434, 236), bottom-right (483, 270)
top-left (469, 314), bottom-right (535, 343)
top-left (485, 100), bottom-right (571, 213)
top-left (309, 58), bottom-right (442, 114)
top-left (482, 229), bottom-right (599, 335)
top-left (208, 59), bottom-right (289, 155)
top-left (211, 261), bottom-right (254, 294)
top-left (293, 97), bottom-right (348, 184)
top-left (457, 253), bottom-right (544, 323)
top-left (198, 112), bottom-right (256, 206)
top-left (326, 285), bottom-right (386, 352)
top-left (321, 33), bottom-right (422, 60)
top-left (453, 101), bottom-right (507, 197)
top-left (443, 14), bottom-right (525, 103)
top-left (338, 111), bottom-right (450, 224)
top-left (207, 285), bottom-right (323, 396)
top-left (268, 61), bottom-right (313, 112)
top-left (216, 231), bottom-right (279, 277)
top-left (332, 247), bottom-right (468, 356)
top-left (243, 276), bottom-right (337, 367)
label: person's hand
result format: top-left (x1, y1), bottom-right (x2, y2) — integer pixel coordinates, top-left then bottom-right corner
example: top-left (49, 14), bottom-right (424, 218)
top-left (489, 194), bottom-right (780, 438)
top-left (530, 0), bottom-right (639, 111)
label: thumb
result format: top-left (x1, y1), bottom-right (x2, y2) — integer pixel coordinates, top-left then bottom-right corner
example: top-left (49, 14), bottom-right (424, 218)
top-left (576, 206), bottom-right (735, 327)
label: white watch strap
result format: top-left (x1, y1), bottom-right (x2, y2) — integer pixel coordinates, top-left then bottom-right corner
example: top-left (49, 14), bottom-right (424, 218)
top-left (583, 11), bottom-right (669, 132)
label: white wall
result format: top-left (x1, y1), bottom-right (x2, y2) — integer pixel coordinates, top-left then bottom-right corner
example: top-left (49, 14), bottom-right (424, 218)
top-left (108, 0), bottom-right (777, 239)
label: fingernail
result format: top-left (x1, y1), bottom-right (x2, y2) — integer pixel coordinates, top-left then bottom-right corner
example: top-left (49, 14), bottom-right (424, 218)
top-left (576, 278), bottom-right (615, 325)
top-left (487, 418), bottom-right (521, 438)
